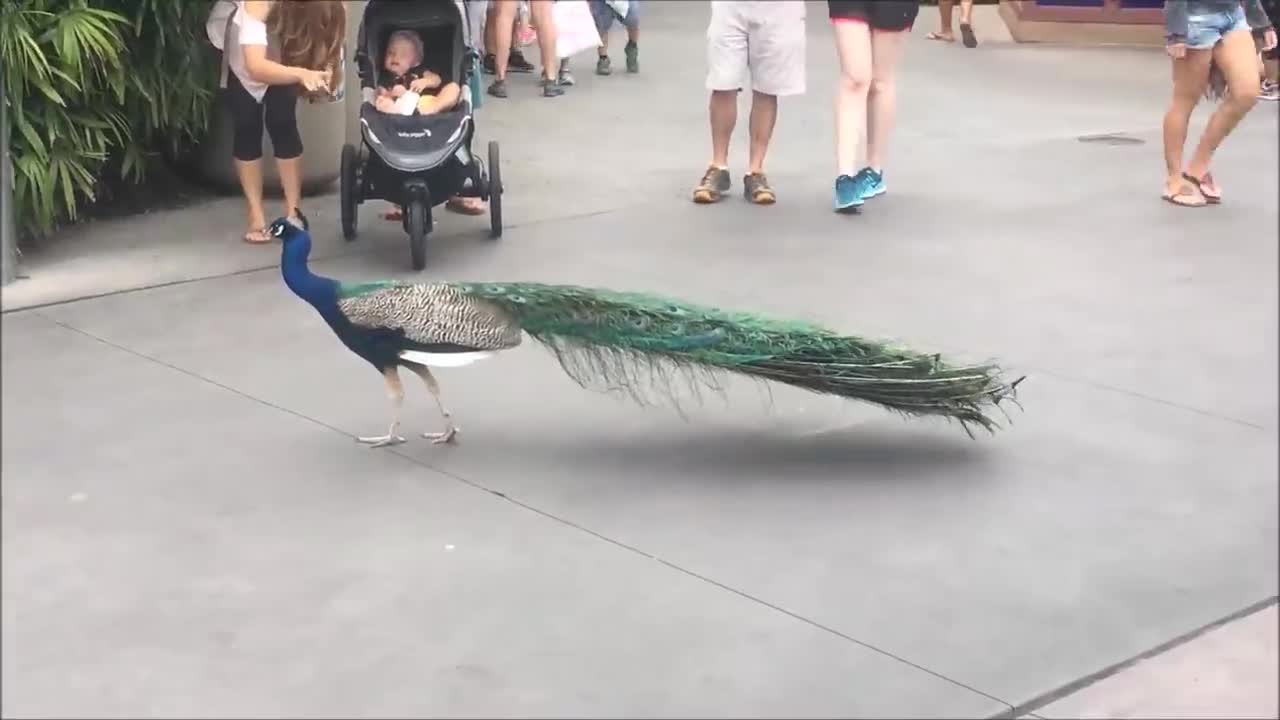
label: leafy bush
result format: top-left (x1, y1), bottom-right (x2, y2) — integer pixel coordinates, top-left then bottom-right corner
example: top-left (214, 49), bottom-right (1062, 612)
top-left (1, 0), bottom-right (218, 239)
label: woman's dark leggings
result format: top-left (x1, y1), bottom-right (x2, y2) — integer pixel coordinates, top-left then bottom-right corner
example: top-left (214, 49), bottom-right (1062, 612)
top-left (224, 73), bottom-right (303, 162)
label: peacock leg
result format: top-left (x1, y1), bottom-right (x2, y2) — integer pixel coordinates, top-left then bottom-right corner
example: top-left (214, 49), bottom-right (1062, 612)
top-left (357, 367), bottom-right (407, 448)
top-left (406, 364), bottom-right (459, 444)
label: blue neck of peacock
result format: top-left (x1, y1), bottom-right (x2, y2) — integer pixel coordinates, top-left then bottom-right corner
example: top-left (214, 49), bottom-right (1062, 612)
top-left (281, 239), bottom-right (340, 317)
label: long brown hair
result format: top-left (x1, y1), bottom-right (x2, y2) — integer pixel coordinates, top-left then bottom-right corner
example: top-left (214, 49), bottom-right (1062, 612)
top-left (268, 0), bottom-right (347, 99)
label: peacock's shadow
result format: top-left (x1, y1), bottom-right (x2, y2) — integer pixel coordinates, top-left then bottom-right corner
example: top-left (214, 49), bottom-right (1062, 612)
top-left (484, 423), bottom-right (998, 480)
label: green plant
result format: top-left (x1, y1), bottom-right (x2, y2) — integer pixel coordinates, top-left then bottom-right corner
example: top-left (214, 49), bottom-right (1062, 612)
top-left (102, 0), bottom-right (218, 181)
top-left (2, 0), bottom-right (130, 236)
top-left (1, 0), bottom-right (217, 239)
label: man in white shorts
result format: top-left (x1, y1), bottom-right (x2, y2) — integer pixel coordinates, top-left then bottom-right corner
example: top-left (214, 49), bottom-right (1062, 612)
top-left (692, 0), bottom-right (806, 206)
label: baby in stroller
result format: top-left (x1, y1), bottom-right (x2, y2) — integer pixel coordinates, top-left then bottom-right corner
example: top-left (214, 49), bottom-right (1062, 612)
top-left (365, 28), bottom-right (483, 217)
top-left (373, 29), bottom-right (461, 116)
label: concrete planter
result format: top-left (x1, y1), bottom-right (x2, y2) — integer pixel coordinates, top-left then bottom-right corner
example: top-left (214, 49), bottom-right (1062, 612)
top-left (187, 1), bottom-right (368, 195)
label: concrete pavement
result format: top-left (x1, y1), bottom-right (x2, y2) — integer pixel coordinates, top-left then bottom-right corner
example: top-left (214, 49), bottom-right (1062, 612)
top-left (3, 2), bottom-right (1277, 717)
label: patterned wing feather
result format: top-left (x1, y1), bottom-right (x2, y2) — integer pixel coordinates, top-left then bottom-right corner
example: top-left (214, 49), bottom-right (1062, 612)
top-left (336, 283), bottom-right (523, 351)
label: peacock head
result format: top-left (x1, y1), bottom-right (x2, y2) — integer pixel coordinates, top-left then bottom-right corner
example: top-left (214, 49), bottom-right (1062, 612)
top-left (269, 211), bottom-right (311, 250)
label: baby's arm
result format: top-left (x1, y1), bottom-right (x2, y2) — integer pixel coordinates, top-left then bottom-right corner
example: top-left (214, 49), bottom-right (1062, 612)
top-left (409, 71), bottom-right (443, 93)
top-left (417, 82), bottom-right (461, 115)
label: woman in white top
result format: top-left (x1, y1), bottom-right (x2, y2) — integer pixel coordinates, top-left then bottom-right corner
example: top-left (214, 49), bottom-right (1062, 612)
top-left (222, 0), bottom-right (345, 243)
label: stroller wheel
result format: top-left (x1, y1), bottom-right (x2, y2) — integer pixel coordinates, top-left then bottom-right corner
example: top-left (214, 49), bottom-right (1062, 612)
top-left (406, 197), bottom-right (429, 271)
top-left (488, 140), bottom-right (503, 239)
top-left (340, 143), bottom-right (359, 241)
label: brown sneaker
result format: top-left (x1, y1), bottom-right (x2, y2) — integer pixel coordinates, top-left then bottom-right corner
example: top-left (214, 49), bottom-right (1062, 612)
top-left (692, 165), bottom-right (731, 204)
top-left (743, 172), bottom-right (776, 205)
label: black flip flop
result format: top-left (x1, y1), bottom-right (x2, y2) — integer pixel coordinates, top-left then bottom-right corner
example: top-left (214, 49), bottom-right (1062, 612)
top-left (960, 23), bottom-right (977, 48)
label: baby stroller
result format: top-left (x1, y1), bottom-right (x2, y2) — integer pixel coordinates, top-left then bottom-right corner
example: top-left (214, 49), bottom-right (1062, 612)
top-left (340, 0), bottom-right (502, 270)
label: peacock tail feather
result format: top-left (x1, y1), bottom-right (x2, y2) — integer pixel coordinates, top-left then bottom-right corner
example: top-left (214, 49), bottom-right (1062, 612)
top-left (449, 282), bottom-right (1025, 436)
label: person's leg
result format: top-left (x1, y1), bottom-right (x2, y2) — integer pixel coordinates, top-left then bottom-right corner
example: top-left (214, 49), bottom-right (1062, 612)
top-left (1185, 27), bottom-right (1262, 194)
top-left (740, 4), bottom-right (805, 204)
top-left (708, 92), bottom-right (737, 169)
top-left (590, 0), bottom-right (615, 74)
top-left (509, 15), bottom-right (537, 72)
top-left (484, 1), bottom-right (497, 66)
top-left (527, 0), bottom-right (563, 94)
top-left (227, 75), bottom-right (270, 243)
top-left (833, 21), bottom-right (872, 178)
top-left (1263, 48), bottom-right (1280, 99)
top-left (746, 92), bottom-right (777, 177)
top-left (865, 28), bottom-right (909, 175)
top-left (929, 0), bottom-right (955, 41)
top-left (694, 2), bottom-right (747, 203)
top-left (488, 0), bottom-right (517, 95)
top-left (1162, 46), bottom-right (1213, 204)
top-left (958, 0), bottom-right (977, 47)
top-left (262, 83), bottom-right (303, 224)
top-left (623, 1), bottom-right (640, 73)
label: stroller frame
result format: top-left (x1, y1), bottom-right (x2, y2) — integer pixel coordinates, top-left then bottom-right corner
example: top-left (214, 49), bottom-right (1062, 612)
top-left (340, 0), bottom-right (503, 270)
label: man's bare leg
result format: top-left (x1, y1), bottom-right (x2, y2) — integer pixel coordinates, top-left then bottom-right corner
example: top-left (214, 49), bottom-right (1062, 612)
top-left (710, 89), bottom-right (737, 168)
top-left (746, 91), bottom-right (777, 175)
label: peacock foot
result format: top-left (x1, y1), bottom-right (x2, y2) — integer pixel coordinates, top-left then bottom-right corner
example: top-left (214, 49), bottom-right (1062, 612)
top-left (357, 433), bottom-right (406, 448)
top-left (423, 426), bottom-right (459, 444)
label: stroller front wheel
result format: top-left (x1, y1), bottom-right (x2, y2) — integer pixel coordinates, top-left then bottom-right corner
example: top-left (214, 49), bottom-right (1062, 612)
top-left (340, 143), bottom-right (360, 241)
top-left (406, 197), bottom-right (429, 271)
top-left (488, 140), bottom-right (503, 240)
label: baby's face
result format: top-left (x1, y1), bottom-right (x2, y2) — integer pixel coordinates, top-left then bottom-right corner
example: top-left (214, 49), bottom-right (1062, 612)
top-left (384, 37), bottom-right (418, 76)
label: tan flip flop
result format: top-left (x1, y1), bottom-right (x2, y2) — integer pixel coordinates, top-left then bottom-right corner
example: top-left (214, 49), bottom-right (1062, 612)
top-left (445, 196), bottom-right (486, 215)
top-left (244, 227), bottom-right (272, 244)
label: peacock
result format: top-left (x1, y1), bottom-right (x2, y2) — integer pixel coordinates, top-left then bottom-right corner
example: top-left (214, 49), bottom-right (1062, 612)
top-left (271, 214), bottom-right (1024, 446)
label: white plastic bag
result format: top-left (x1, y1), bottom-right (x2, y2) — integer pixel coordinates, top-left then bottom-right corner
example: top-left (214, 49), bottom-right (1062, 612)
top-left (605, 0), bottom-right (630, 21)
top-left (552, 0), bottom-right (602, 59)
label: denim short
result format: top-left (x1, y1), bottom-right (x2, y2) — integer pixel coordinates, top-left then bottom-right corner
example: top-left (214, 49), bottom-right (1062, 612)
top-left (591, 0), bottom-right (639, 32)
top-left (1186, 4), bottom-right (1249, 49)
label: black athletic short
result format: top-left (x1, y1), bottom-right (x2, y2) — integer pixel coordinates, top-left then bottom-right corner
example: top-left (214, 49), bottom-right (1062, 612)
top-left (828, 0), bottom-right (920, 32)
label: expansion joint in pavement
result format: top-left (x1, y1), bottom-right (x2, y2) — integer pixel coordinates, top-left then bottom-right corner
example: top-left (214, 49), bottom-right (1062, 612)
top-left (39, 310), bottom-right (1016, 716)
top-left (994, 595), bottom-right (1280, 720)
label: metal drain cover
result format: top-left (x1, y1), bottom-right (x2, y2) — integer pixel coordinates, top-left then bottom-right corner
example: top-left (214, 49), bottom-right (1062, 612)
top-left (1078, 133), bottom-right (1145, 145)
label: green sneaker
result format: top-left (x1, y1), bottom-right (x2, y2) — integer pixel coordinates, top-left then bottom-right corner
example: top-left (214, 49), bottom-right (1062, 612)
top-left (624, 41), bottom-right (638, 73)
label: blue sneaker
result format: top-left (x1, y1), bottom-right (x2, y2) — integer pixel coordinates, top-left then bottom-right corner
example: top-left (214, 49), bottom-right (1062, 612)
top-left (855, 166), bottom-right (886, 199)
top-left (834, 174), bottom-right (863, 212)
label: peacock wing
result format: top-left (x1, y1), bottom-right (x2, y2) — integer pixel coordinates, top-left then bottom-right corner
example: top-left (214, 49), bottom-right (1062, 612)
top-left (335, 282), bottom-right (523, 351)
